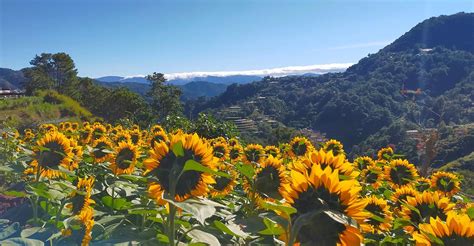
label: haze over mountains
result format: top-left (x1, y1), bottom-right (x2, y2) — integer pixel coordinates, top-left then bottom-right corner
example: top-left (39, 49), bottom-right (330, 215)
top-left (95, 63), bottom-right (351, 85)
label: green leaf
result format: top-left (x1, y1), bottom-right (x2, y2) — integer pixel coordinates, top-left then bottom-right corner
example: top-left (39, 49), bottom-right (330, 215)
top-left (188, 230), bottom-right (220, 246)
top-left (171, 141), bottom-right (184, 157)
top-left (164, 198), bottom-right (216, 225)
top-left (101, 196), bottom-right (131, 210)
top-left (183, 160), bottom-right (231, 178)
top-left (261, 201), bottom-right (297, 215)
top-left (467, 207), bottom-right (474, 220)
top-left (156, 234), bottom-right (169, 243)
top-left (119, 174), bottom-right (147, 183)
top-left (324, 210), bottom-right (352, 226)
top-left (425, 232), bottom-right (445, 245)
top-left (0, 237), bottom-right (44, 246)
top-left (213, 220), bottom-right (240, 238)
top-left (393, 218), bottom-right (413, 230)
top-left (258, 217), bottom-right (284, 236)
top-left (2, 190), bottom-right (27, 198)
top-left (0, 222), bottom-right (19, 240)
top-left (95, 215), bottom-right (124, 226)
top-left (235, 163), bottom-right (255, 179)
top-left (0, 166), bottom-right (13, 172)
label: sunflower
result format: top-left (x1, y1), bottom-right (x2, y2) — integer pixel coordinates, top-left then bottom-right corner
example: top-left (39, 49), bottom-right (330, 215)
top-left (39, 123), bottom-right (57, 133)
top-left (353, 156), bottom-right (375, 171)
top-left (144, 133), bottom-right (217, 204)
top-left (228, 137), bottom-right (240, 147)
top-left (391, 186), bottom-right (418, 211)
top-left (279, 143), bottom-right (291, 158)
top-left (212, 141), bottom-right (230, 161)
top-left (71, 122), bottom-right (79, 131)
top-left (288, 136), bottom-right (314, 158)
top-left (131, 124), bottom-right (140, 131)
top-left (430, 171), bottom-right (460, 196)
top-left (91, 123), bottom-right (107, 141)
top-left (79, 126), bottom-right (93, 145)
top-left (148, 131), bottom-right (169, 149)
top-left (264, 145), bottom-right (280, 158)
top-left (377, 147), bottom-right (394, 161)
top-left (210, 165), bottom-right (237, 197)
top-left (413, 212), bottom-right (474, 246)
top-left (229, 145), bottom-right (243, 162)
top-left (416, 177), bottom-right (432, 192)
top-left (108, 126), bottom-right (122, 136)
top-left (29, 132), bottom-right (74, 179)
top-left (150, 124), bottom-right (165, 134)
top-left (129, 129), bottom-right (143, 146)
top-left (246, 156), bottom-right (288, 203)
top-left (362, 195), bottom-right (393, 234)
top-left (384, 159), bottom-right (418, 189)
top-left (359, 164), bottom-right (384, 189)
top-left (113, 131), bottom-right (132, 144)
top-left (323, 139), bottom-right (345, 156)
top-left (69, 176), bottom-right (95, 216)
top-left (69, 139), bottom-right (83, 169)
top-left (401, 191), bottom-right (455, 232)
top-left (110, 141), bottom-right (139, 175)
top-left (23, 130), bottom-right (35, 142)
top-left (91, 138), bottom-right (114, 163)
top-left (105, 123), bottom-right (113, 132)
top-left (77, 205), bottom-right (94, 246)
top-left (283, 165), bottom-right (368, 245)
top-left (293, 149), bottom-right (358, 178)
top-left (211, 136), bottom-right (227, 145)
top-left (82, 121), bottom-right (90, 128)
top-left (243, 144), bottom-right (265, 164)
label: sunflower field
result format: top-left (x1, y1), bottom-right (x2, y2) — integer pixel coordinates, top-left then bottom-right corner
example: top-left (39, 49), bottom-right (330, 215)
top-left (0, 122), bottom-right (473, 246)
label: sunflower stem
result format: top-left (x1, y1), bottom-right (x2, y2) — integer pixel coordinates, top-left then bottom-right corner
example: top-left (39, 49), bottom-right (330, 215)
top-left (167, 168), bottom-right (178, 246)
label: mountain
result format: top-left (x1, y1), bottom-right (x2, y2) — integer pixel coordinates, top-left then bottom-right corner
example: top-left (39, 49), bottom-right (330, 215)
top-left (97, 80), bottom-right (227, 99)
top-left (0, 68), bottom-right (26, 89)
top-left (166, 75), bottom-right (262, 85)
top-left (383, 12), bottom-right (474, 53)
top-left (95, 74), bottom-right (262, 85)
top-left (195, 12), bottom-right (474, 166)
top-left (178, 81), bottom-right (228, 100)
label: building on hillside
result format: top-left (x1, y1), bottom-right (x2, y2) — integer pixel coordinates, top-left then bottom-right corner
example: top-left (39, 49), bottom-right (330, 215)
top-left (0, 89), bottom-right (25, 99)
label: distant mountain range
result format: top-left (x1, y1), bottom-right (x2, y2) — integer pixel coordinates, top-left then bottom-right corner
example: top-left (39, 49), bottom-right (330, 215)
top-left (95, 74), bottom-right (263, 85)
top-left (97, 80), bottom-right (228, 100)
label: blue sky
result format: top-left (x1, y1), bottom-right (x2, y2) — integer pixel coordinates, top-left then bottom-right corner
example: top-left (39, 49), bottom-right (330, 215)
top-left (1, 0), bottom-right (473, 78)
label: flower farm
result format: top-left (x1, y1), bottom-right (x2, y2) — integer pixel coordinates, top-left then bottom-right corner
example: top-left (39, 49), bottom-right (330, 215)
top-left (0, 121), bottom-right (473, 245)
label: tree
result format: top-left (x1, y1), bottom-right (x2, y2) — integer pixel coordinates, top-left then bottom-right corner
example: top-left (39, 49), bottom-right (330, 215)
top-left (146, 72), bottom-right (183, 120)
top-left (23, 53), bottom-right (79, 96)
top-left (102, 87), bottom-right (150, 123)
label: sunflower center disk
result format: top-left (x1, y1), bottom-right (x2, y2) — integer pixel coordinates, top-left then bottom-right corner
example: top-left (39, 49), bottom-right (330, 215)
top-left (255, 166), bottom-right (281, 199)
top-left (152, 149), bottom-right (203, 197)
top-left (38, 142), bottom-right (66, 168)
top-left (116, 148), bottom-right (135, 169)
top-left (390, 165), bottom-right (412, 185)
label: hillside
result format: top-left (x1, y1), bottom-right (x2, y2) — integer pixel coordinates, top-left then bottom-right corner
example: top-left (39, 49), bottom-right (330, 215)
top-left (195, 12), bottom-right (474, 165)
top-left (0, 90), bottom-right (94, 129)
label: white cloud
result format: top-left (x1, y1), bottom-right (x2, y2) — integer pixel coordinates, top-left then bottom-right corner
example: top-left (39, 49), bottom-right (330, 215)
top-left (328, 41), bottom-right (391, 50)
top-left (162, 63), bottom-right (354, 80)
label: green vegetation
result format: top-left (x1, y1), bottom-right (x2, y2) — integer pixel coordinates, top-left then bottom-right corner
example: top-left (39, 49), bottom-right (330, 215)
top-left (0, 90), bottom-right (93, 129)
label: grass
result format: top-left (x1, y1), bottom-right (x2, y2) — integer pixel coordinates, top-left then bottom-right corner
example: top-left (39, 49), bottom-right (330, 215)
top-left (0, 90), bottom-right (94, 129)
